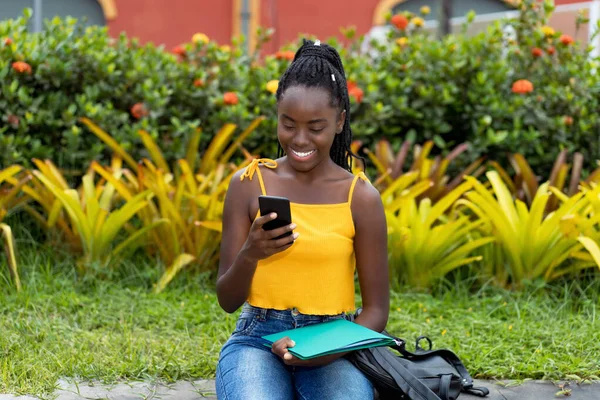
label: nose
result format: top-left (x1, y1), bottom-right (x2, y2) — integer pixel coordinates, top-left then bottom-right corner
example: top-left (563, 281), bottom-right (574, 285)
top-left (292, 128), bottom-right (310, 148)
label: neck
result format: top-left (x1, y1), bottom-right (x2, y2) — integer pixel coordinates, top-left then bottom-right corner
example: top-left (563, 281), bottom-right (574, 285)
top-left (280, 156), bottom-right (338, 184)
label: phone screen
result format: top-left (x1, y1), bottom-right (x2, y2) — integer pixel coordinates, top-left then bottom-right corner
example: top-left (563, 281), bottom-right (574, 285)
top-left (258, 195), bottom-right (293, 239)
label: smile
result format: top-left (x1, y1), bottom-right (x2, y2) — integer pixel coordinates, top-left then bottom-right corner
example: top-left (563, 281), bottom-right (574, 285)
top-left (291, 149), bottom-right (315, 158)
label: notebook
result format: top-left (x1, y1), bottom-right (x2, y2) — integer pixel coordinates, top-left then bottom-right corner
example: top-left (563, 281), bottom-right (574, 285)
top-left (261, 319), bottom-right (396, 360)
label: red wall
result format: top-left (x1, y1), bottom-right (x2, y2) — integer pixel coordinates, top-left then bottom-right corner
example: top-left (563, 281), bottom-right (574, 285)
top-left (108, 0), bottom-right (232, 50)
top-left (106, 0), bottom-right (590, 52)
top-left (260, 0), bottom-right (380, 54)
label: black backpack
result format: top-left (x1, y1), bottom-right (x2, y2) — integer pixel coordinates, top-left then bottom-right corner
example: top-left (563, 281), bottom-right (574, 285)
top-left (348, 334), bottom-right (489, 400)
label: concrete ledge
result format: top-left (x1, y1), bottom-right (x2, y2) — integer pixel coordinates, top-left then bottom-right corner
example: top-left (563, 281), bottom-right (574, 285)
top-left (1, 378), bottom-right (599, 399)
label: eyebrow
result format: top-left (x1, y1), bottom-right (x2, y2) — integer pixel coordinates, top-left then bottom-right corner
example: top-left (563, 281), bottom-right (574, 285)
top-left (281, 114), bottom-right (327, 124)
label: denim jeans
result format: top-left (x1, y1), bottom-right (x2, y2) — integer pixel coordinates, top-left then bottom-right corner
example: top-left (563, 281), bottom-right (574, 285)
top-left (216, 303), bottom-right (374, 400)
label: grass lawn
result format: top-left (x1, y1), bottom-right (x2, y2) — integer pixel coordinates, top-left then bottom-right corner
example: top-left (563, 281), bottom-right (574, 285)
top-left (1, 243), bottom-right (600, 396)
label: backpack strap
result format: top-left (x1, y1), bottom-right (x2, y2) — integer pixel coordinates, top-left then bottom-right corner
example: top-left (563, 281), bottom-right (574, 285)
top-left (372, 348), bottom-right (441, 400)
top-left (463, 386), bottom-right (490, 397)
top-left (439, 374), bottom-right (451, 400)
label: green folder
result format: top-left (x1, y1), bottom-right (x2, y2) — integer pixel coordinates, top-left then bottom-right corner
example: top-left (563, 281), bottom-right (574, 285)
top-left (261, 319), bottom-right (397, 360)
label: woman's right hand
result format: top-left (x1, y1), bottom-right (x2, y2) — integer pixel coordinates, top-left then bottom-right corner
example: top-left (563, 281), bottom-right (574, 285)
top-left (242, 213), bottom-right (298, 262)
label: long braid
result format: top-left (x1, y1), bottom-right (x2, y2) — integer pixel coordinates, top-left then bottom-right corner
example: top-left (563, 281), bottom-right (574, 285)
top-left (275, 40), bottom-right (362, 172)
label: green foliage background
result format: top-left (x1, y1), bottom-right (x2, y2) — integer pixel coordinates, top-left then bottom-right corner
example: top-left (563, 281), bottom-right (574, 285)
top-left (1, 2), bottom-right (598, 176)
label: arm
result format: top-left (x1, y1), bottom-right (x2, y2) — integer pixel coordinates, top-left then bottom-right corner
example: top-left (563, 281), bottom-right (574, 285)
top-left (216, 169), bottom-right (297, 313)
top-left (351, 179), bottom-right (390, 332)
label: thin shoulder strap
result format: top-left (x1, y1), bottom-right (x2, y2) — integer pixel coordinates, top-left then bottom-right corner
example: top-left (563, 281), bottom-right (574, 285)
top-left (348, 172), bottom-right (369, 207)
top-left (239, 158), bottom-right (278, 196)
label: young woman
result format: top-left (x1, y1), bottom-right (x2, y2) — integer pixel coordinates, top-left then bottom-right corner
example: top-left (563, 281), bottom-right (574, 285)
top-left (215, 39), bottom-right (389, 400)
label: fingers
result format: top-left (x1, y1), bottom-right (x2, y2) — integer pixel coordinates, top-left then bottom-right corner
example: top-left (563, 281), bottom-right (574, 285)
top-left (247, 215), bottom-right (298, 260)
top-left (253, 212), bottom-right (278, 229)
top-left (266, 224), bottom-right (298, 241)
top-left (271, 337), bottom-right (296, 362)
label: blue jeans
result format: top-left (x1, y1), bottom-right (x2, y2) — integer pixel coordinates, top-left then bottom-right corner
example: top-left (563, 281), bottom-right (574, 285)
top-left (216, 303), bottom-right (374, 400)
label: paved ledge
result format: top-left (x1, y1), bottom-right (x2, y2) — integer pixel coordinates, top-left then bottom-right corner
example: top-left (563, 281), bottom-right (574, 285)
top-left (1, 379), bottom-right (599, 399)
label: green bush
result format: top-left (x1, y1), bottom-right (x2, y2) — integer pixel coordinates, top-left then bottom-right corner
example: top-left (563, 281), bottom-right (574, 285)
top-left (0, 10), bottom-right (280, 172)
top-left (348, 1), bottom-right (600, 173)
top-left (1, 1), bottom-right (599, 176)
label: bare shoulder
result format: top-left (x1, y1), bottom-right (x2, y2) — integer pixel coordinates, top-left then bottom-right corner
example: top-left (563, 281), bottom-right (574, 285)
top-left (350, 174), bottom-right (384, 217)
top-left (228, 167), bottom-right (250, 196)
top-left (352, 175), bottom-right (381, 204)
top-left (225, 167), bottom-right (261, 220)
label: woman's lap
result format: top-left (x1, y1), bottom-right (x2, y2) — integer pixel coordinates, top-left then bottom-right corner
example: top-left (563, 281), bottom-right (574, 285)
top-left (215, 304), bottom-right (374, 399)
top-left (216, 342), bottom-right (294, 400)
top-left (216, 339), bottom-right (374, 400)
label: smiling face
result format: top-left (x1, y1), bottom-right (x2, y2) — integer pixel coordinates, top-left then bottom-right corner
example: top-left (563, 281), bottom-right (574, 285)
top-left (277, 85), bottom-right (345, 173)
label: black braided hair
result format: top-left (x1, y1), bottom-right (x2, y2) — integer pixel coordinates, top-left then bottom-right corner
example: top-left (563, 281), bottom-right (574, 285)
top-left (275, 39), bottom-right (362, 172)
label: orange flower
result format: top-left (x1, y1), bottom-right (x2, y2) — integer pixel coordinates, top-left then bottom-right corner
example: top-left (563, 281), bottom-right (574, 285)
top-left (564, 116), bottom-right (574, 126)
top-left (391, 14), bottom-right (409, 30)
top-left (12, 61), bottom-right (31, 74)
top-left (3, 37), bottom-right (12, 46)
top-left (172, 45), bottom-right (186, 56)
top-left (130, 103), bottom-right (148, 119)
top-left (275, 50), bottom-right (295, 61)
top-left (347, 80), bottom-right (358, 92)
top-left (547, 46), bottom-right (556, 55)
top-left (531, 47), bottom-right (543, 57)
top-left (560, 34), bottom-right (574, 45)
top-left (223, 91), bottom-right (239, 105)
top-left (512, 79), bottom-right (534, 94)
top-left (193, 78), bottom-right (204, 88)
top-left (349, 86), bottom-right (364, 103)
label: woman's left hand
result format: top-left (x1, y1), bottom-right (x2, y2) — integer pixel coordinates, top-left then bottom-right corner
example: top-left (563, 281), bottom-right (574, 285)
top-left (271, 337), bottom-right (343, 367)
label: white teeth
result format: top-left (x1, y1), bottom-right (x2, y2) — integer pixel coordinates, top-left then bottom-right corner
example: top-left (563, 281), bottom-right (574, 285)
top-left (292, 149), bottom-right (315, 157)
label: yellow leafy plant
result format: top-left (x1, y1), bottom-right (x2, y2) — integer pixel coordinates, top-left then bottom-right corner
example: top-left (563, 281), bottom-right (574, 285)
top-left (31, 157), bottom-right (166, 269)
top-left (489, 151), bottom-right (600, 212)
top-left (19, 159), bottom-right (85, 252)
top-left (457, 171), bottom-right (600, 287)
top-left (386, 181), bottom-right (494, 288)
top-left (0, 166), bottom-right (27, 291)
top-left (366, 139), bottom-right (486, 203)
top-left (81, 117), bottom-right (263, 292)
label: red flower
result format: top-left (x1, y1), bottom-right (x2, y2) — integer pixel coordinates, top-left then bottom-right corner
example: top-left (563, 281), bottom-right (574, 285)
top-left (349, 86), bottom-right (364, 103)
top-left (547, 46), bottom-right (556, 55)
top-left (172, 45), bottom-right (186, 56)
top-left (560, 34), bottom-right (574, 45)
top-left (391, 14), bottom-right (409, 30)
top-left (193, 78), bottom-right (204, 88)
top-left (564, 116), bottom-right (574, 126)
top-left (130, 103), bottom-right (148, 119)
top-left (3, 38), bottom-right (12, 46)
top-left (7, 114), bottom-right (19, 128)
top-left (531, 47), bottom-right (543, 57)
top-left (512, 79), bottom-right (534, 94)
top-left (12, 61), bottom-right (31, 74)
top-left (223, 92), bottom-right (239, 105)
top-left (347, 80), bottom-right (358, 92)
top-left (275, 50), bottom-right (295, 61)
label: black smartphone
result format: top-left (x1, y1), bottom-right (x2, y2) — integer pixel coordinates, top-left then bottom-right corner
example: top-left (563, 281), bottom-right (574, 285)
top-left (258, 195), bottom-right (293, 239)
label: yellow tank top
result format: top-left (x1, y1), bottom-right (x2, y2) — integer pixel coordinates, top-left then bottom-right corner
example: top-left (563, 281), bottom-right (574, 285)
top-left (239, 158), bottom-right (368, 315)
